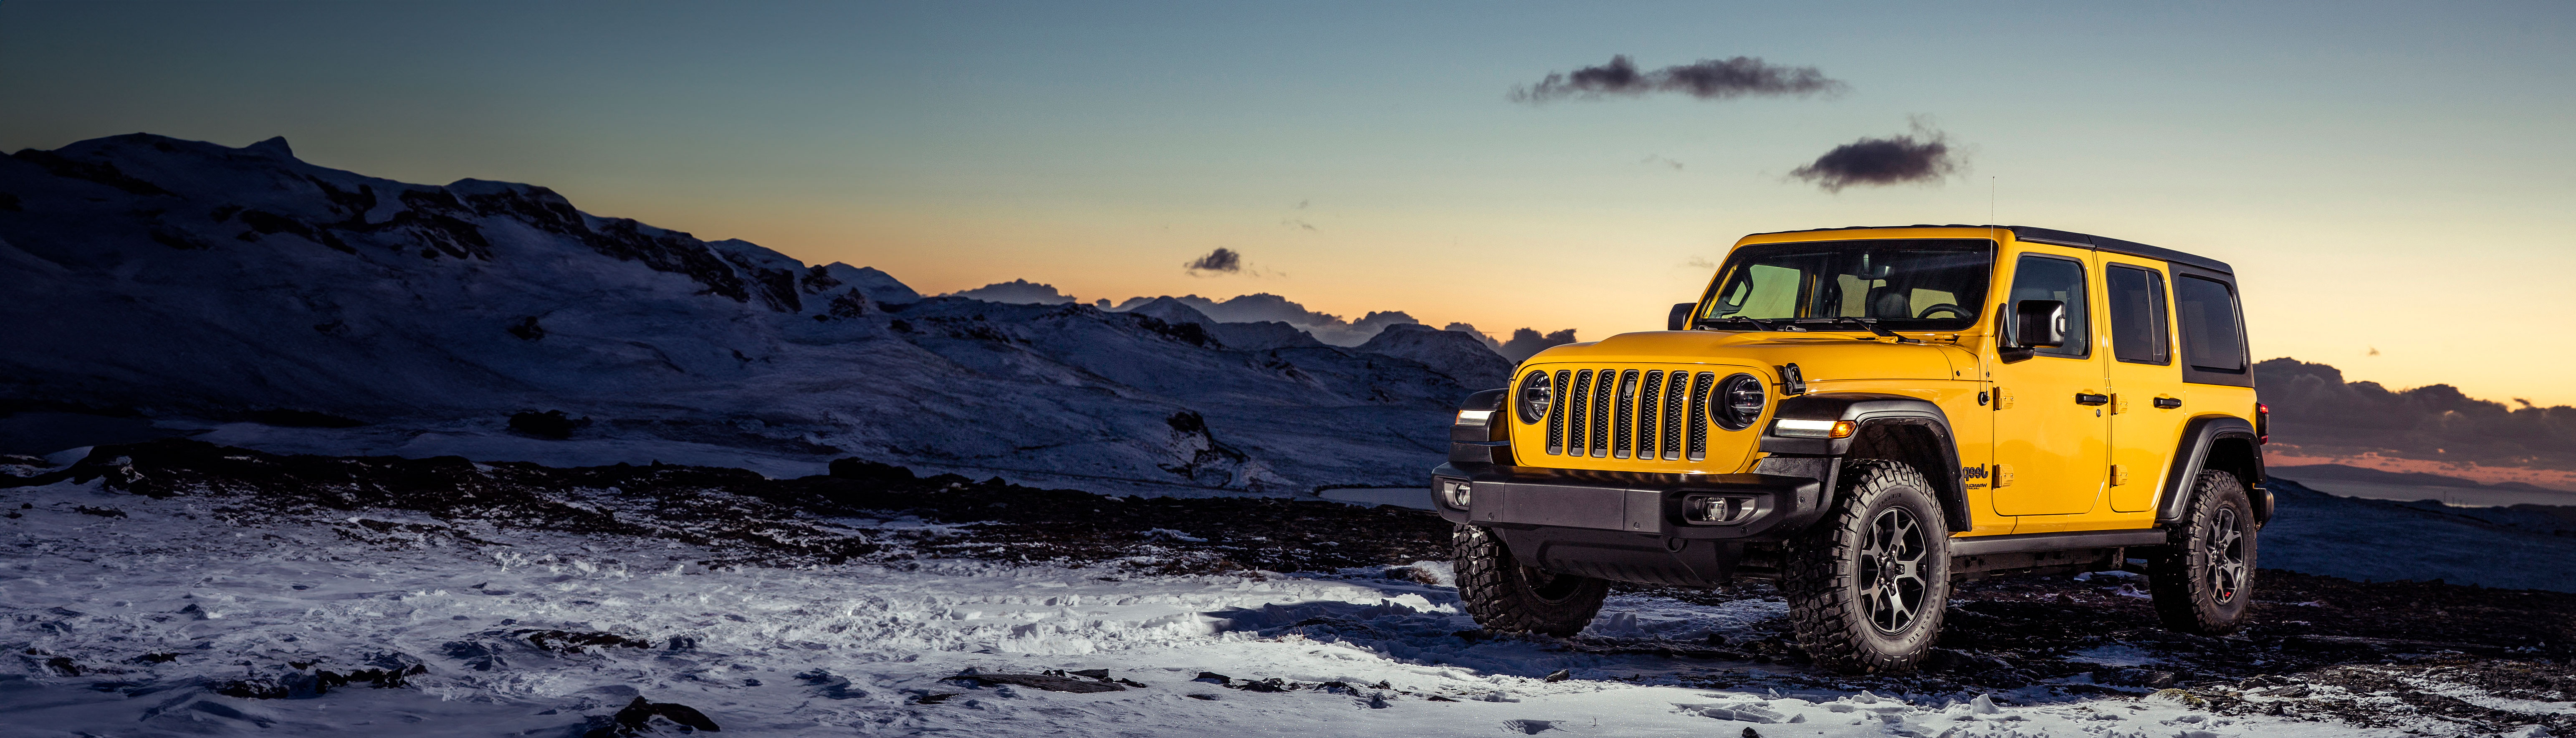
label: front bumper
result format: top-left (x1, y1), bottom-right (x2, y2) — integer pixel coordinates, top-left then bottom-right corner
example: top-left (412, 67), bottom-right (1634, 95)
top-left (1428, 462), bottom-right (1824, 587)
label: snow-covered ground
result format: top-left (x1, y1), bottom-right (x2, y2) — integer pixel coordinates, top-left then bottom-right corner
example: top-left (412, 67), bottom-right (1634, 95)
top-left (2, 478), bottom-right (2448, 737)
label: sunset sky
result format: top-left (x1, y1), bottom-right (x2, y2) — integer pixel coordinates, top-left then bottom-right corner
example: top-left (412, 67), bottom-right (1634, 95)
top-left (6, 1), bottom-right (2572, 404)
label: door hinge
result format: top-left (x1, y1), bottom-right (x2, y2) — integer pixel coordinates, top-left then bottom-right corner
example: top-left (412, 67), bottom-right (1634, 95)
top-left (2113, 394), bottom-right (2131, 415)
top-left (1994, 388), bottom-right (2015, 410)
top-left (2111, 464), bottom-right (2129, 486)
top-left (1993, 464), bottom-right (2015, 488)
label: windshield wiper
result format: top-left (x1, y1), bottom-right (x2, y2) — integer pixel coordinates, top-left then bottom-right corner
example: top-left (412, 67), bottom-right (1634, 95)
top-left (1832, 317), bottom-right (1924, 343)
top-left (1702, 315), bottom-right (1771, 331)
top-left (1703, 316), bottom-right (1803, 332)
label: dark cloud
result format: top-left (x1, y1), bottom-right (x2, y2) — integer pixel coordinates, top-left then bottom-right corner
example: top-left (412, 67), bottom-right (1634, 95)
top-left (1183, 247), bottom-right (1242, 274)
top-left (1513, 56), bottom-right (1845, 103)
top-left (2257, 358), bottom-right (2576, 470)
top-left (1789, 125), bottom-right (1962, 192)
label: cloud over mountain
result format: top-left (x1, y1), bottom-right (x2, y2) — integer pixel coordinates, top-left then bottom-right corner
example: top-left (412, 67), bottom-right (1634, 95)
top-left (2257, 359), bottom-right (2576, 471)
top-left (1513, 55), bottom-right (1846, 103)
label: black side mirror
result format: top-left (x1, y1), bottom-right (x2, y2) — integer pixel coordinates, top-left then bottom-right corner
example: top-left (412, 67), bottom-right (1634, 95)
top-left (2010, 300), bottom-right (2067, 348)
top-left (1668, 303), bottom-right (1695, 331)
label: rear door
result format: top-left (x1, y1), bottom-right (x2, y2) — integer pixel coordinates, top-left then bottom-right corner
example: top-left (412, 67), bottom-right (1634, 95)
top-left (1988, 247), bottom-right (2111, 516)
top-left (2100, 255), bottom-right (2188, 514)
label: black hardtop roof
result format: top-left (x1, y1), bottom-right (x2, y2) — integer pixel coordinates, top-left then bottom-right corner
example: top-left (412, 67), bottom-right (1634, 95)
top-left (1744, 224), bottom-right (2233, 275)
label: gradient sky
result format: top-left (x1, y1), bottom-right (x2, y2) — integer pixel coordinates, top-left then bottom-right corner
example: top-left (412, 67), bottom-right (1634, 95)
top-left (6, 1), bottom-right (2573, 404)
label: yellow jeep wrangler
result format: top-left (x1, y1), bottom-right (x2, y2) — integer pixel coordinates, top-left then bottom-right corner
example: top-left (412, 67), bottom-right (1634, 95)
top-left (1431, 225), bottom-right (2271, 674)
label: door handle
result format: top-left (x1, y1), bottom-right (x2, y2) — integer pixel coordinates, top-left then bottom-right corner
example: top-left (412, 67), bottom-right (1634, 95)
top-left (2154, 397), bottom-right (2182, 409)
top-left (2075, 393), bottom-right (2110, 406)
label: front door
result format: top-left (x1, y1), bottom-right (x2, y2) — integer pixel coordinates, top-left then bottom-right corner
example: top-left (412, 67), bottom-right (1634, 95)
top-left (1988, 248), bottom-right (2110, 516)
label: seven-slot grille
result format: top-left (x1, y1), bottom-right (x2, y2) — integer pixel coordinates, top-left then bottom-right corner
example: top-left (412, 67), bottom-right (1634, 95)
top-left (1538, 367), bottom-right (1720, 462)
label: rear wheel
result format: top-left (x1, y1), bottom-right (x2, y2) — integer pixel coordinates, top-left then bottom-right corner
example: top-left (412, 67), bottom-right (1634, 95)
top-left (2150, 470), bottom-right (2256, 635)
top-left (1454, 524), bottom-right (1608, 637)
top-left (1780, 460), bottom-right (1952, 674)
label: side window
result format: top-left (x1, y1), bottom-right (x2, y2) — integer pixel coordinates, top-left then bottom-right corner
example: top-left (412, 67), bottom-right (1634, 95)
top-left (2106, 265), bottom-right (2169, 365)
top-left (2007, 254), bottom-right (2090, 358)
top-left (2175, 275), bottom-right (2247, 374)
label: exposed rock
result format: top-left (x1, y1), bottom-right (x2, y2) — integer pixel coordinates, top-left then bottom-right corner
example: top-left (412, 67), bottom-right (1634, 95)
top-left (947, 670), bottom-right (1125, 693)
top-left (592, 696), bottom-right (720, 736)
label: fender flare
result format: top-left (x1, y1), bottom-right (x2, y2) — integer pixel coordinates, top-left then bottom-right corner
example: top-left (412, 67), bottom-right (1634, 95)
top-left (1756, 392), bottom-right (1969, 534)
top-left (2156, 415), bottom-right (2266, 526)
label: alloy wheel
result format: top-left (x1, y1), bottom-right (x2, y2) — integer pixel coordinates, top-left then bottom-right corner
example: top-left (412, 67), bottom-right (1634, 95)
top-left (1856, 507), bottom-right (1930, 634)
top-left (2206, 507), bottom-right (2247, 605)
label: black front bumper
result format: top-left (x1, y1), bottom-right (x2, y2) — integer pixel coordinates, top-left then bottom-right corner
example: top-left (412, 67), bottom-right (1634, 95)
top-left (1429, 462), bottom-right (1825, 587)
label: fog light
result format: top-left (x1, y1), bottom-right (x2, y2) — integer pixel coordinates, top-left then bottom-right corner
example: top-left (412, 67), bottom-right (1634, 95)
top-left (1439, 479), bottom-right (1472, 509)
top-left (1684, 494), bottom-right (1756, 524)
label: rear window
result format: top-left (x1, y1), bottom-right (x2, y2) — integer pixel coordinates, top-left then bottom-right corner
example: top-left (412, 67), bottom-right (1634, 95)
top-left (2174, 275), bottom-right (2245, 374)
top-left (2106, 265), bottom-right (2169, 365)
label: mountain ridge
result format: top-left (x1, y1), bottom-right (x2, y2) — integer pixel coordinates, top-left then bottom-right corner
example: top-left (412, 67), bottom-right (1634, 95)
top-left (0, 133), bottom-right (1502, 495)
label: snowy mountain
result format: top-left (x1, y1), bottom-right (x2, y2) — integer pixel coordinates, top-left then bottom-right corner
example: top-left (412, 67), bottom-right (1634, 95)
top-left (1356, 324), bottom-right (1514, 390)
top-left (0, 133), bottom-right (1498, 494)
top-left (1107, 293), bottom-right (1428, 347)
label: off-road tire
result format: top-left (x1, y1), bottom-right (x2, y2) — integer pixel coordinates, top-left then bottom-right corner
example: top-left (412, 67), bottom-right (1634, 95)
top-left (2149, 470), bottom-right (2256, 636)
top-left (1780, 459), bottom-right (1952, 674)
top-left (1453, 523), bottom-right (1608, 637)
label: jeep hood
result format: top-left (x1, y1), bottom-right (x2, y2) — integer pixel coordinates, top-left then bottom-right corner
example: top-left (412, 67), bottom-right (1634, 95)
top-left (1517, 330), bottom-right (1972, 383)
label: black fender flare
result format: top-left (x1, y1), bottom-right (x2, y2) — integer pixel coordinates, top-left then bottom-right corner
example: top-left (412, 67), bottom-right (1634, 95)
top-left (2157, 415), bottom-right (2268, 526)
top-left (1755, 392), bottom-right (1969, 534)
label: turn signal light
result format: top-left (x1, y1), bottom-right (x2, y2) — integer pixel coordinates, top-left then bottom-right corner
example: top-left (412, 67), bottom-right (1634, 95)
top-left (1771, 419), bottom-right (1857, 439)
top-left (2255, 403), bottom-right (2270, 445)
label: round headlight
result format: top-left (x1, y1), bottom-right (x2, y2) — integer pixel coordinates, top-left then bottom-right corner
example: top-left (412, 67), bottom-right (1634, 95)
top-left (1515, 370), bottom-right (1553, 424)
top-left (1711, 373), bottom-right (1765, 430)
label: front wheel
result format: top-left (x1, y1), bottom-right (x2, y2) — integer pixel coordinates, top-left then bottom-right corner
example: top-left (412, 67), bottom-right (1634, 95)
top-left (1454, 524), bottom-right (1608, 637)
top-left (1780, 460), bottom-right (1952, 674)
top-left (2149, 470), bottom-right (2257, 635)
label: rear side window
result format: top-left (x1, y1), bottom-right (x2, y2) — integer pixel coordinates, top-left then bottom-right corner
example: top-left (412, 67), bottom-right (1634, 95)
top-left (2175, 275), bottom-right (2247, 377)
top-left (2106, 265), bottom-right (2169, 365)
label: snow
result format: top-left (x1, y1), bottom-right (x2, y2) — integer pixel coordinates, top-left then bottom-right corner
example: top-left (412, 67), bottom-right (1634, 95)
top-left (0, 478), bottom-right (2433, 737)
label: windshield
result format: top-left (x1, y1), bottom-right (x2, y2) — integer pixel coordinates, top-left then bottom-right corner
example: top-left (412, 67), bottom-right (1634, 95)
top-left (1697, 238), bottom-right (1995, 331)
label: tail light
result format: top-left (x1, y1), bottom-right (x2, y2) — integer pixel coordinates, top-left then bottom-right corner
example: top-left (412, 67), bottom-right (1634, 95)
top-left (2255, 403), bottom-right (2270, 445)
